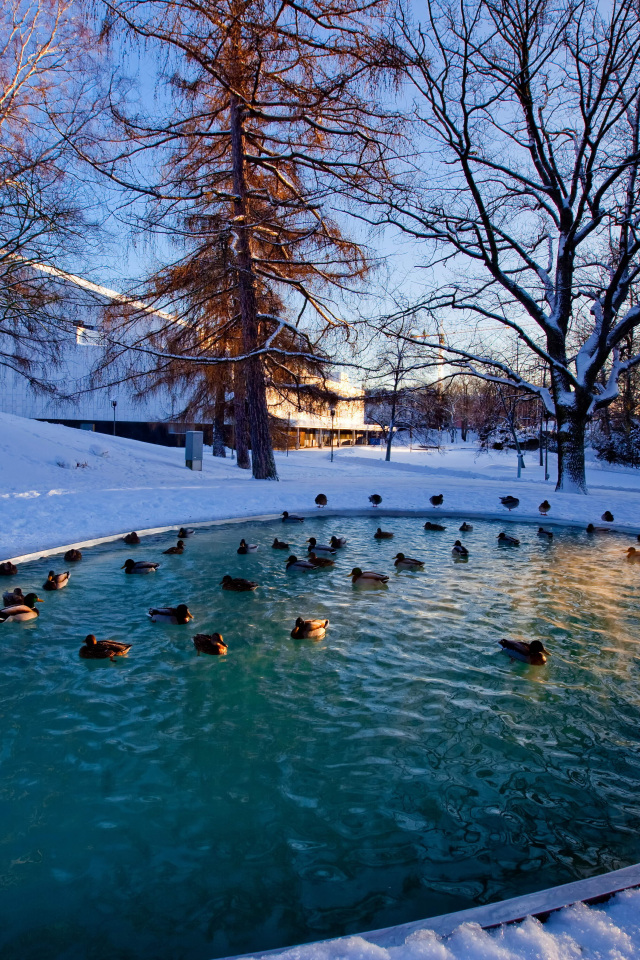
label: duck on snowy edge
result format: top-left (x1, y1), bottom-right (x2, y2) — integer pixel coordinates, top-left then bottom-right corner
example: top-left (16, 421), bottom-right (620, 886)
top-left (315, 494), bottom-right (328, 508)
top-left (451, 540), bottom-right (469, 557)
top-left (272, 538), bottom-right (289, 550)
top-left (330, 536), bottom-right (347, 548)
top-left (178, 528), bottom-right (195, 538)
top-left (497, 532), bottom-right (520, 546)
top-left (430, 494), bottom-right (444, 507)
top-left (220, 575), bottom-right (258, 591)
top-left (193, 633), bottom-right (227, 656)
top-left (459, 522), bottom-right (473, 532)
top-left (602, 511), bottom-right (614, 522)
top-left (500, 496), bottom-right (520, 511)
top-left (148, 605), bottom-right (193, 624)
top-left (424, 521), bottom-right (445, 531)
top-left (306, 537), bottom-right (335, 554)
top-left (237, 539), bottom-right (258, 554)
top-left (0, 562), bottom-right (17, 576)
top-left (122, 560), bottom-right (160, 574)
top-left (43, 570), bottom-right (70, 590)
top-left (282, 511), bottom-right (304, 523)
top-left (539, 500), bottom-right (551, 515)
top-left (164, 540), bottom-right (185, 555)
top-left (500, 638), bottom-right (550, 665)
top-left (123, 532), bottom-right (140, 545)
top-left (369, 494), bottom-right (382, 507)
top-left (394, 553), bottom-right (424, 569)
top-left (291, 617), bottom-right (329, 640)
top-left (286, 555), bottom-right (316, 571)
top-left (80, 634), bottom-right (131, 659)
top-left (374, 527), bottom-right (393, 539)
top-left (64, 549), bottom-right (82, 562)
top-left (348, 568), bottom-right (389, 585)
top-left (0, 593), bottom-right (43, 622)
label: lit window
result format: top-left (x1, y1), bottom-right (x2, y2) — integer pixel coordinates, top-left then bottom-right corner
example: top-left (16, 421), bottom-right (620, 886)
top-left (76, 325), bottom-right (102, 346)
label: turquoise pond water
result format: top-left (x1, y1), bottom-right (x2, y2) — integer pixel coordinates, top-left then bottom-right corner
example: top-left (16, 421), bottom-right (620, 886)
top-left (1, 515), bottom-right (640, 960)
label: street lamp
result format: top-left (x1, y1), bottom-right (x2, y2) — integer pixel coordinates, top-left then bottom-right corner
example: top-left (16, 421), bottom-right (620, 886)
top-left (330, 407), bottom-right (336, 462)
top-left (111, 399), bottom-right (117, 436)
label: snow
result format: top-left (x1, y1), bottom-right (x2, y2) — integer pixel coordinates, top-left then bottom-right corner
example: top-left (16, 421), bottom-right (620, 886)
top-left (2, 411), bottom-right (640, 560)
top-left (259, 889), bottom-right (640, 960)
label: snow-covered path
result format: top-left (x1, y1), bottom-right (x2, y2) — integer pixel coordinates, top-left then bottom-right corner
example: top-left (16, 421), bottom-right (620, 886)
top-left (2, 412), bottom-right (640, 559)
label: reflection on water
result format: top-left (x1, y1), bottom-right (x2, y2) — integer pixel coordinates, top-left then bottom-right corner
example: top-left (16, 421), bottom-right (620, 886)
top-left (1, 517), bottom-right (640, 960)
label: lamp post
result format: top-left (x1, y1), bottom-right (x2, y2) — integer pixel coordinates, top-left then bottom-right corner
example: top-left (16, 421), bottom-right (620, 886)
top-left (111, 399), bottom-right (117, 436)
top-left (330, 407), bottom-right (336, 462)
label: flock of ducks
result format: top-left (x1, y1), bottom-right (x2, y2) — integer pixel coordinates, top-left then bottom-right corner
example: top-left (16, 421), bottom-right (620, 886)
top-left (1, 496), bottom-right (637, 665)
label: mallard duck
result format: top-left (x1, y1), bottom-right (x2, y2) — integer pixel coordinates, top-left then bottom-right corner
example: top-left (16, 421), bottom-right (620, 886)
top-left (272, 537), bottom-right (289, 550)
top-left (497, 532), bottom-right (520, 546)
top-left (43, 570), bottom-right (70, 591)
top-left (348, 567), bottom-right (389, 584)
top-left (424, 521), bottom-right (445, 531)
top-left (586, 523), bottom-right (609, 534)
top-left (291, 617), bottom-right (329, 640)
top-left (315, 494), bottom-right (328, 508)
top-left (123, 532), bottom-right (140, 545)
top-left (164, 540), bottom-right (185, 555)
top-left (451, 540), bottom-right (469, 557)
top-left (430, 494), bottom-right (444, 506)
top-left (220, 575), bottom-right (258, 591)
top-left (500, 496), bottom-right (520, 511)
top-left (237, 539), bottom-right (258, 554)
top-left (282, 511), bottom-right (304, 523)
top-left (500, 638), bottom-right (550, 665)
top-left (309, 552), bottom-right (335, 568)
top-left (148, 604), bottom-right (193, 624)
top-left (538, 527), bottom-right (553, 539)
top-left (459, 522), bottom-right (473, 532)
top-left (539, 500), bottom-right (551, 516)
top-left (602, 511), bottom-right (614, 522)
top-left (193, 633), bottom-right (227, 656)
top-left (2, 587), bottom-right (24, 606)
top-left (0, 562), bottom-right (17, 576)
top-left (64, 549), bottom-right (82, 562)
top-left (394, 552), bottom-right (424, 569)
top-left (626, 547), bottom-right (640, 562)
top-left (369, 494), bottom-right (382, 507)
top-left (79, 634), bottom-right (131, 659)
top-left (306, 537), bottom-right (335, 554)
top-left (178, 528), bottom-right (195, 538)
top-left (330, 536), bottom-right (347, 548)
top-left (286, 555), bottom-right (316, 571)
top-left (122, 559), bottom-right (159, 574)
top-left (0, 593), bottom-right (43, 622)
top-left (374, 527), bottom-right (393, 539)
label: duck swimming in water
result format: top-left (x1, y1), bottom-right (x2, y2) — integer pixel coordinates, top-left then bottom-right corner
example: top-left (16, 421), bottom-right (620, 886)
top-left (282, 511), bottom-right (304, 523)
top-left (348, 567), bottom-right (389, 585)
top-left (330, 536), bottom-right (347, 548)
top-left (538, 527), bottom-right (553, 539)
top-left (374, 527), bottom-right (393, 539)
top-left (306, 537), bottom-right (335, 555)
top-left (220, 575), bottom-right (258, 592)
top-left (0, 593), bottom-right (43, 622)
top-left (626, 547), bottom-right (640, 562)
top-left (315, 494), bottom-right (328, 508)
top-left (451, 540), bottom-right (469, 557)
top-left (80, 634), bottom-right (132, 659)
top-left (459, 522), bottom-right (473, 532)
top-left (500, 638), bottom-right (550, 665)
top-left (43, 570), bottom-right (70, 590)
top-left (0, 562), bottom-right (18, 576)
top-left (291, 617), bottom-right (329, 640)
top-left (163, 540), bottom-right (185, 555)
top-left (123, 532), bottom-right (140, 545)
top-left (309, 552), bottom-right (334, 568)
top-left (369, 494), bottom-right (382, 507)
top-left (64, 549), bottom-right (82, 562)
top-left (3, 587), bottom-right (24, 606)
top-left (193, 633), bottom-right (227, 656)
top-left (286, 555), bottom-right (316, 571)
top-left (424, 521), bottom-right (445, 531)
top-left (272, 538), bottom-right (289, 550)
top-left (178, 528), bottom-right (195, 538)
top-left (122, 560), bottom-right (160, 574)
top-left (394, 553), bottom-right (424, 569)
top-left (237, 539), bottom-right (258, 554)
top-left (497, 532), bottom-right (520, 546)
top-left (148, 604), bottom-right (193, 624)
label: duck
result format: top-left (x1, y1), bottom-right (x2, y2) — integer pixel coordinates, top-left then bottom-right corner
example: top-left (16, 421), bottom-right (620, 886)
top-left (424, 521), bottom-right (446, 531)
top-left (393, 552), bottom-right (424, 569)
top-left (459, 522), bottom-right (473, 532)
top-left (0, 593), bottom-right (43, 622)
top-left (306, 537), bottom-right (335, 555)
top-left (315, 494), bottom-right (328, 508)
top-left (79, 634), bottom-right (132, 659)
top-left (286, 555), bottom-right (316, 571)
top-left (369, 494), bottom-right (382, 507)
top-left (626, 547), bottom-right (640, 562)
top-left (3, 587), bottom-right (24, 606)
top-left (537, 527), bottom-right (553, 539)
top-left (122, 559), bottom-right (160, 574)
top-left (539, 500), bottom-right (551, 516)
top-left (291, 617), bottom-right (329, 640)
top-left (374, 527), bottom-right (393, 539)
top-left (330, 536), bottom-right (347, 548)
top-left (178, 528), bottom-right (195, 538)
top-left (0, 562), bottom-right (17, 576)
top-left (348, 567), bottom-right (389, 585)
top-left (237, 539), bottom-right (258, 554)
top-left (451, 540), bottom-right (469, 557)
top-left (220, 575), bottom-right (258, 592)
top-left (309, 552), bottom-right (335, 568)
top-left (430, 494), bottom-right (444, 506)
top-left (282, 511), bottom-right (304, 523)
top-left (148, 604), bottom-right (193, 624)
top-left (586, 523), bottom-right (609, 534)
top-left (123, 532), bottom-right (140, 545)
top-left (193, 633), bottom-right (227, 656)
top-left (163, 540), bottom-right (185, 555)
top-left (64, 549), bottom-right (82, 562)
top-left (499, 638), bottom-right (550, 665)
top-left (602, 511), bottom-right (614, 522)
top-left (43, 570), bottom-right (70, 591)
top-left (497, 532), bottom-right (520, 546)
top-left (500, 496), bottom-right (520, 511)
top-left (272, 537), bottom-right (290, 550)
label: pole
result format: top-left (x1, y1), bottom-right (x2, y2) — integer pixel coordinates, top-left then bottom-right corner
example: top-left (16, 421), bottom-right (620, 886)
top-left (286, 414), bottom-right (290, 456)
top-left (330, 408), bottom-right (336, 462)
top-left (111, 400), bottom-right (117, 436)
top-left (545, 417), bottom-right (550, 481)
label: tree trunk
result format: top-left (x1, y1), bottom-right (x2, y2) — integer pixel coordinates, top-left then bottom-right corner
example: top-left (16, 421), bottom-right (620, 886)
top-left (233, 363), bottom-right (251, 469)
top-left (229, 93), bottom-right (278, 480)
top-left (555, 405), bottom-right (588, 493)
top-left (385, 423), bottom-right (394, 461)
top-left (212, 383), bottom-right (226, 457)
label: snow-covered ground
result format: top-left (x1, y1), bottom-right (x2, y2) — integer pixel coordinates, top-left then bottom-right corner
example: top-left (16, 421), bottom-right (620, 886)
top-left (2, 411), bottom-right (640, 560)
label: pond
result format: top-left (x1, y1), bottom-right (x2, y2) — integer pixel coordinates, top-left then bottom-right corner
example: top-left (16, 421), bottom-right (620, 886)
top-left (1, 515), bottom-right (639, 960)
